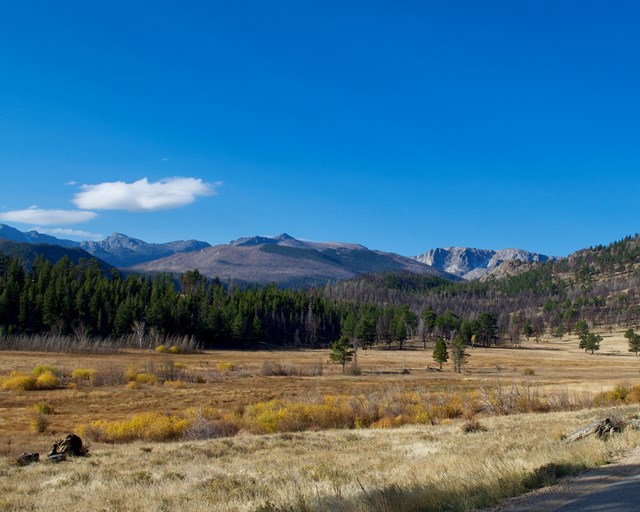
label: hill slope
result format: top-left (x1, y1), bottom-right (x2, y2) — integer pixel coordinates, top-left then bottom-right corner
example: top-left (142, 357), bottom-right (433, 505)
top-left (130, 234), bottom-right (458, 287)
top-left (0, 239), bottom-right (113, 272)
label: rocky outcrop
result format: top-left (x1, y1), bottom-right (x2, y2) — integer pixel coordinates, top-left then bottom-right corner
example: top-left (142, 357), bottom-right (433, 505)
top-left (414, 247), bottom-right (555, 280)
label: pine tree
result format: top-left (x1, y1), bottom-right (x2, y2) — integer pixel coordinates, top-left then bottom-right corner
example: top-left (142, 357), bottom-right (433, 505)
top-left (451, 335), bottom-right (468, 373)
top-left (330, 335), bottom-right (355, 372)
top-left (625, 328), bottom-right (640, 355)
top-left (432, 337), bottom-right (448, 370)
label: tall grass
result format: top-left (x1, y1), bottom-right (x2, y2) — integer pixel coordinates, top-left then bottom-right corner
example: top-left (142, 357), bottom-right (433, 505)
top-left (0, 332), bottom-right (201, 354)
top-left (4, 408), bottom-right (639, 512)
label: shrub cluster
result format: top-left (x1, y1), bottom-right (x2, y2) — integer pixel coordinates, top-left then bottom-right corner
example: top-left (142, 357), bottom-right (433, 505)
top-left (593, 384), bottom-right (640, 406)
top-left (71, 368), bottom-right (97, 385)
top-left (261, 360), bottom-right (323, 377)
top-left (77, 382), bottom-right (639, 444)
top-left (0, 365), bottom-right (61, 391)
top-left (82, 412), bottom-right (189, 443)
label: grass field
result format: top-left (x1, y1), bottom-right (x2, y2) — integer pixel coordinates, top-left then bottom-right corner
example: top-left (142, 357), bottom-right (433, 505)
top-left (1, 330), bottom-right (639, 510)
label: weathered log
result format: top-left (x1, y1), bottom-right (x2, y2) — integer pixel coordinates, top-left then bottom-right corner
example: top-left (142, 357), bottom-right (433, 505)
top-left (48, 433), bottom-right (88, 458)
top-left (565, 417), bottom-right (621, 443)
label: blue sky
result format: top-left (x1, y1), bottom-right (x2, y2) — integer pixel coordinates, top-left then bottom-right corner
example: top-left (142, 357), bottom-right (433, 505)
top-left (1, 1), bottom-right (639, 257)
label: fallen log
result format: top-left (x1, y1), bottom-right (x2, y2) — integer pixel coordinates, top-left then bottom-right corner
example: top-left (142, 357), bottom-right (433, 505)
top-left (565, 417), bottom-right (621, 443)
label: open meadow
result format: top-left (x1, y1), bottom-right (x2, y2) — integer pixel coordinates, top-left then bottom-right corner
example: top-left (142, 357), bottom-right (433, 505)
top-left (1, 330), bottom-right (640, 511)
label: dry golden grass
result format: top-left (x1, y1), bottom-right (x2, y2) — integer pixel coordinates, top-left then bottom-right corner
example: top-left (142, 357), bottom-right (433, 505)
top-left (1, 330), bottom-right (640, 510)
top-left (0, 407), bottom-right (638, 511)
top-left (0, 329), bottom-right (639, 454)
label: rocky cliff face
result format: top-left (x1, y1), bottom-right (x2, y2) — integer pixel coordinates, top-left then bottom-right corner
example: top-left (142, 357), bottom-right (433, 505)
top-left (414, 247), bottom-right (555, 280)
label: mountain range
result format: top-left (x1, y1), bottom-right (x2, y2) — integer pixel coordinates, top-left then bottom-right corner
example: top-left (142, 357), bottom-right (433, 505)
top-left (0, 223), bottom-right (210, 267)
top-left (128, 233), bottom-right (456, 287)
top-left (0, 223), bottom-right (555, 286)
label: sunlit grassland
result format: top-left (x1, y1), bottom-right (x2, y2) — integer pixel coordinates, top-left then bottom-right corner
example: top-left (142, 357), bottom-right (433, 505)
top-left (1, 407), bottom-right (639, 512)
top-left (1, 330), bottom-right (640, 510)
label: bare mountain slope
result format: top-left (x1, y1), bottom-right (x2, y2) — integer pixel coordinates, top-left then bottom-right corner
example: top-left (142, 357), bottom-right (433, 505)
top-left (130, 234), bottom-right (457, 287)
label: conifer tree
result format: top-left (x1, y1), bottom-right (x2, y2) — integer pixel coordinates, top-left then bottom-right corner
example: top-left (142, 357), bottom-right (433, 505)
top-left (432, 337), bottom-right (449, 370)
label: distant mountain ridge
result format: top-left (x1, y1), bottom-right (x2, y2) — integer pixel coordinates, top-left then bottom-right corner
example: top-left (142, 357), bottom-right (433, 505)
top-left (129, 233), bottom-right (458, 287)
top-left (414, 246), bottom-right (556, 280)
top-left (1, 223), bottom-right (554, 286)
top-left (78, 233), bottom-right (210, 267)
top-left (0, 224), bottom-right (210, 267)
top-left (0, 224), bottom-right (78, 248)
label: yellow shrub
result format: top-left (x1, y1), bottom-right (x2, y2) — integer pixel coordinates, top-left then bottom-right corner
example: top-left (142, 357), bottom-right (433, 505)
top-left (36, 371), bottom-right (59, 389)
top-left (82, 412), bottom-right (190, 443)
top-left (33, 402), bottom-right (55, 415)
top-left (155, 345), bottom-right (167, 353)
top-left (216, 362), bottom-right (237, 373)
top-left (625, 385), bottom-right (640, 404)
top-left (30, 412), bottom-right (51, 433)
top-left (134, 373), bottom-right (158, 385)
top-left (126, 381), bottom-right (140, 389)
top-left (31, 365), bottom-right (60, 377)
top-left (174, 362), bottom-right (188, 370)
top-left (168, 345), bottom-right (181, 354)
top-left (0, 371), bottom-right (37, 391)
top-left (126, 367), bottom-right (158, 385)
top-left (71, 368), bottom-right (96, 384)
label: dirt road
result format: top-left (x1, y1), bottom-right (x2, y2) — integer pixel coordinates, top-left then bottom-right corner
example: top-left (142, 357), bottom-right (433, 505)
top-left (478, 447), bottom-right (640, 512)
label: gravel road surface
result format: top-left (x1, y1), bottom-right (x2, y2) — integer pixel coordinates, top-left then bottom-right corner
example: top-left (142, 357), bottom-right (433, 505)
top-left (476, 447), bottom-right (640, 512)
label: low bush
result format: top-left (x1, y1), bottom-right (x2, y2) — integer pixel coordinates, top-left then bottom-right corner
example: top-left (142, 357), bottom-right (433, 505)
top-left (216, 362), bottom-right (238, 373)
top-left (82, 412), bottom-right (190, 443)
top-left (261, 361), bottom-right (323, 377)
top-left (71, 368), bottom-right (97, 384)
top-left (155, 345), bottom-right (167, 353)
top-left (31, 365), bottom-right (60, 377)
top-left (35, 371), bottom-right (60, 389)
top-left (30, 412), bottom-right (51, 433)
top-left (0, 371), bottom-right (37, 391)
top-left (182, 411), bottom-right (240, 440)
top-left (0, 369), bottom-right (60, 391)
top-left (33, 402), bottom-right (55, 415)
top-left (461, 418), bottom-right (488, 433)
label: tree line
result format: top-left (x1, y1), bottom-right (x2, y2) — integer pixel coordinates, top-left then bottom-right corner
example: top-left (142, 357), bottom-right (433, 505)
top-left (0, 255), bottom-right (444, 349)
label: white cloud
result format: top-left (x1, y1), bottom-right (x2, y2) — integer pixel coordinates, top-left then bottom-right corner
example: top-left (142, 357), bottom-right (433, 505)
top-left (73, 177), bottom-right (218, 212)
top-left (0, 206), bottom-right (97, 225)
top-left (34, 227), bottom-right (104, 241)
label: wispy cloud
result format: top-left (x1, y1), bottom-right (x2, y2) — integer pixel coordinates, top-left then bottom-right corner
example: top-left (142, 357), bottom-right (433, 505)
top-left (73, 177), bottom-right (219, 212)
top-left (0, 206), bottom-right (97, 225)
top-left (34, 227), bottom-right (104, 241)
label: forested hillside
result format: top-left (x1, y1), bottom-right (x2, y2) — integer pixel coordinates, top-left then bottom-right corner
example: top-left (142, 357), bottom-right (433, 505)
top-left (0, 255), bottom-right (420, 349)
top-left (1, 235), bottom-right (640, 350)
